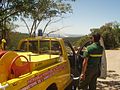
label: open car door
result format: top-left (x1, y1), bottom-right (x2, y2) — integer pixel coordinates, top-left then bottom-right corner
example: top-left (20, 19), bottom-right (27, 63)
top-left (64, 40), bottom-right (80, 89)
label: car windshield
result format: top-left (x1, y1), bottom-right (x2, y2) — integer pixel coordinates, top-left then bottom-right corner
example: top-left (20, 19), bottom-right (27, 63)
top-left (20, 40), bottom-right (62, 55)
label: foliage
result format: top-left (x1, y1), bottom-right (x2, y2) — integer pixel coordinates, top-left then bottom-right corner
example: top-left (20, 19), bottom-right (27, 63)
top-left (90, 22), bottom-right (120, 49)
top-left (0, 21), bottom-right (18, 40)
top-left (0, 0), bottom-right (74, 49)
top-left (6, 21), bottom-right (120, 50)
top-left (0, 0), bottom-right (31, 38)
top-left (0, 0), bottom-right (73, 37)
top-left (63, 36), bottom-right (81, 45)
top-left (73, 35), bottom-right (90, 47)
top-left (7, 32), bottom-right (29, 50)
top-left (73, 22), bottom-right (120, 49)
top-left (20, 0), bottom-right (73, 36)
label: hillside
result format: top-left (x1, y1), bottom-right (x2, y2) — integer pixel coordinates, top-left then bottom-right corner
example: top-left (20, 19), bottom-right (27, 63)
top-left (63, 37), bottom-right (81, 45)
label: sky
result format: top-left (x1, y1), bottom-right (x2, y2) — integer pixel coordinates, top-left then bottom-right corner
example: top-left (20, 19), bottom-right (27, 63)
top-left (15, 0), bottom-right (120, 36)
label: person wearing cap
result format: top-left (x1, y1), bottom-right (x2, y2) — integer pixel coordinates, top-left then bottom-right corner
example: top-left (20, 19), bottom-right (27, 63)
top-left (78, 33), bottom-right (103, 90)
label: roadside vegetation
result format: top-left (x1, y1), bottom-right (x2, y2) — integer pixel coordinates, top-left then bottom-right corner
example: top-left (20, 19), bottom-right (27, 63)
top-left (3, 21), bottom-right (120, 50)
top-left (7, 32), bottom-right (29, 50)
top-left (73, 22), bottom-right (120, 50)
top-left (0, 0), bottom-right (74, 49)
top-left (0, 1), bottom-right (120, 50)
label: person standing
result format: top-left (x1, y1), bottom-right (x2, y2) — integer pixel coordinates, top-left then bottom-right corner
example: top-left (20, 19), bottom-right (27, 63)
top-left (78, 33), bottom-right (103, 90)
top-left (0, 36), bottom-right (6, 50)
top-left (1, 38), bottom-right (6, 50)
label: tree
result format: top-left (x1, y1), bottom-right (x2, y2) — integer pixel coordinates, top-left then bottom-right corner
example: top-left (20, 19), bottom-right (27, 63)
top-left (0, 0), bottom-right (32, 38)
top-left (20, 0), bottom-right (73, 36)
top-left (73, 35), bottom-right (90, 47)
top-left (0, 0), bottom-right (73, 37)
top-left (90, 22), bottom-right (120, 49)
top-left (0, 0), bottom-right (75, 50)
top-left (112, 22), bottom-right (120, 45)
top-left (102, 30), bottom-right (116, 49)
top-left (75, 22), bottom-right (120, 49)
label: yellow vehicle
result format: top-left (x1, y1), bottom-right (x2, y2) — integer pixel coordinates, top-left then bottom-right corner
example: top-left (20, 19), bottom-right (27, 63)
top-left (0, 36), bottom-right (107, 90)
top-left (0, 36), bottom-right (76, 90)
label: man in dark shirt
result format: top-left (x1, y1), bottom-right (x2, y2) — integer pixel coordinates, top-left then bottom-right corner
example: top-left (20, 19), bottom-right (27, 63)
top-left (78, 33), bottom-right (103, 90)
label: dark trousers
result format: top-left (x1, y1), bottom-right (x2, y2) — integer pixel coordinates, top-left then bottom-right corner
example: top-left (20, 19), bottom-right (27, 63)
top-left (78, 68), bottom-right (98, 90)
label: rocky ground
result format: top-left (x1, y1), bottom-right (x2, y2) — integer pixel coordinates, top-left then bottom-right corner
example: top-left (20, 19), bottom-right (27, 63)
top-left (97, 50), bottom-right (120, 90)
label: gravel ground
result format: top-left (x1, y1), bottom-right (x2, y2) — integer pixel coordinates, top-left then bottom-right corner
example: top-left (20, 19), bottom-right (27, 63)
top-left (97, 50), bottom-right (120, 90)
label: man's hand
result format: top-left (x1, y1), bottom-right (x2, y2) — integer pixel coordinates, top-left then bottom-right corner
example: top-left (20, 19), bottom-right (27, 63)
top-left (80, 73), bottom-right (85, 80)
top-left (80, 57), bottom-right (88, 80)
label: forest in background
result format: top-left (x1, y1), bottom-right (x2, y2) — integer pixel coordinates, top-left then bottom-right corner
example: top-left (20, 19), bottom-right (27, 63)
top-left (0, 0), bottom-right (74, 50)
top-left (7, 21), bottom-right (120, 50)
top-left (0, 1), bottom-right (120, 50)
top-left (64, 22), bottom-right (120, 50)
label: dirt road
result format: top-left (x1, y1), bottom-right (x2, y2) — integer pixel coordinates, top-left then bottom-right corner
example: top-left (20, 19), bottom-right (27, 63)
top-left (97, 50), bottom-right (120, 90)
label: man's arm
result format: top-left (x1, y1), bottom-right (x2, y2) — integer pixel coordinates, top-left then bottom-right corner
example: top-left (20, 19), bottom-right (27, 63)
top-left (80, 57), bottom-right (88, 80)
